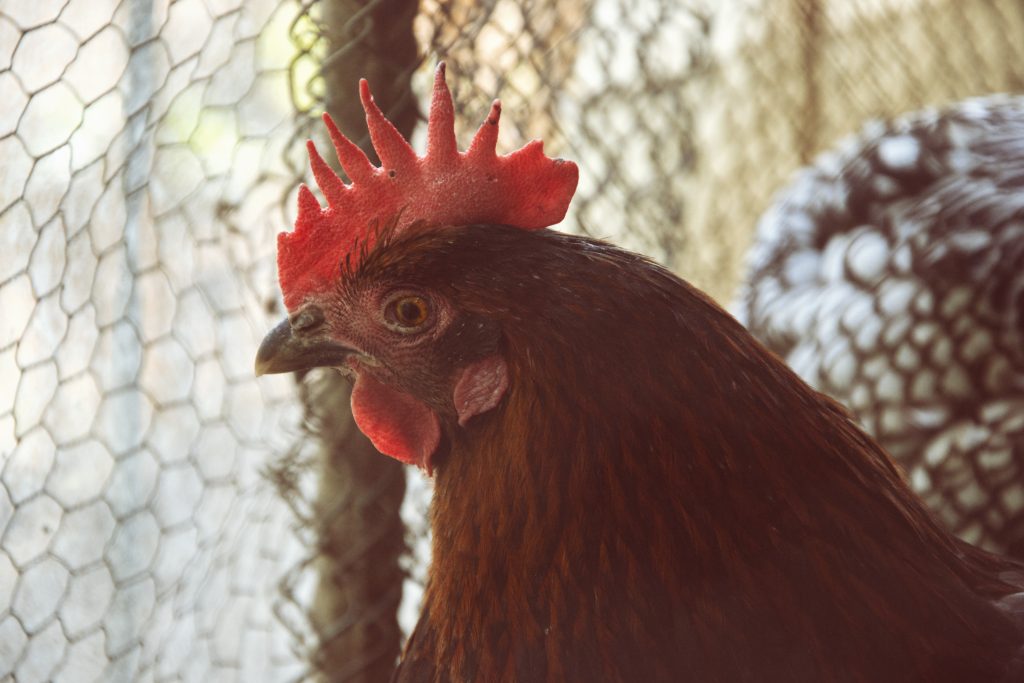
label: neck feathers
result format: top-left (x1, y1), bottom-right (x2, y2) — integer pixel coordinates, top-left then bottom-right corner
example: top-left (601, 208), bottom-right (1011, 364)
top-left (396, 229), bottom-right (1022, 682)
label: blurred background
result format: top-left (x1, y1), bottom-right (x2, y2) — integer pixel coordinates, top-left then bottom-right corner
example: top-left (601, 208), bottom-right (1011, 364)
top-left (1, 0), bottom-right (1022, 681)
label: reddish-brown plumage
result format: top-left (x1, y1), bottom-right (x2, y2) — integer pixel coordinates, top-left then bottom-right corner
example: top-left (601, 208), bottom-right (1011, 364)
top-left (255, 67), bottom-right (1024, 683)
top-left (333, 224), bottom-right (1024, 682)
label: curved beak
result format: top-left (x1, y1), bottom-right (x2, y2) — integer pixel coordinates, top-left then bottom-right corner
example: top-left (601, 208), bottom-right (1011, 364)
top-left (254, 317), bottom-right (356, 376)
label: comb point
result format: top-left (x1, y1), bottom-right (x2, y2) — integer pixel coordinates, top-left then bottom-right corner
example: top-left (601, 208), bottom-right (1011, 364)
top-left (468, 100), bottom-right (502, 158)
top-left (427, 63), bottom-right (458, 162)
top-left (306, 140), bottom-right (346, 207)
top-left (322, 112), bottom-right (375, 184)
top-left (360, 78), bottom-right (417, 171)
top-left (295, 184), bottom-right (323, 234)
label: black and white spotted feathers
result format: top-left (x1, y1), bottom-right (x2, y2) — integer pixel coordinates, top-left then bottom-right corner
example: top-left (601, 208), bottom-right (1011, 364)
top-left (736, 96), bottom-right (1024, 557)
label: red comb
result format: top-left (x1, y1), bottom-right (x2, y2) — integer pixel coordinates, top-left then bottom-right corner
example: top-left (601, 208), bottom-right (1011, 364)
top-left (277, 63), bottom-right (579, 310)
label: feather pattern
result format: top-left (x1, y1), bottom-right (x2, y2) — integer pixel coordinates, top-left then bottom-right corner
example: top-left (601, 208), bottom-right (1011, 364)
top-left (736, 96), bottom-right (1024, 559)
top-left (357, 225), bottom-right (1024, 683)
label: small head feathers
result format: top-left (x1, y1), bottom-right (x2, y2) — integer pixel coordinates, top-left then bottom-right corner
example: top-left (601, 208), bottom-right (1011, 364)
top-left (276, 62), bottom-right (580, 310)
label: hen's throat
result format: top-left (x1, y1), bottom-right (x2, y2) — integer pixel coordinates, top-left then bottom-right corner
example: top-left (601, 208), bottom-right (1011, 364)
top-left (415, 333), bottom-right (1021, 683)
top-left (424, 380), bottom-right (690, 681)
top-left (390, 227), bottom-right (1021, 681)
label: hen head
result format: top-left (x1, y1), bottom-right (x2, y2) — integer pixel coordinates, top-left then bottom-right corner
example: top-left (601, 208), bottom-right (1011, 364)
top-left (254, 64), bottom-right (578, 473)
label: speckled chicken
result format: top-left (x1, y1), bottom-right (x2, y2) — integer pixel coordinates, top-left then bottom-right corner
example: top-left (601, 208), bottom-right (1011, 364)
top-left (736, 96), bottom-right (1024, 558)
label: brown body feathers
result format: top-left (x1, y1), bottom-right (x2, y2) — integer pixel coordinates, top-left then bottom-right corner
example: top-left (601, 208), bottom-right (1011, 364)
top-left (256, 66), bottom-right (1024, 683)
top-left (385, 225), bottom-right (1024, 683)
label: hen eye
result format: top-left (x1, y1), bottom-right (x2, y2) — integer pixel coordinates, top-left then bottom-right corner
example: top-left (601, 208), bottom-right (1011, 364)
top-left (387, 295), bottom-right (430, 329)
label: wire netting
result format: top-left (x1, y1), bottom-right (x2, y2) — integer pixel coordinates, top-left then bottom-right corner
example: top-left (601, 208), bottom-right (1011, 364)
top-left (683, 0), bottom-right (1024, 301)
top-left (1, 1), bottom-right (313, 680)
top-left (2, 0), bottom-right (1023, 680)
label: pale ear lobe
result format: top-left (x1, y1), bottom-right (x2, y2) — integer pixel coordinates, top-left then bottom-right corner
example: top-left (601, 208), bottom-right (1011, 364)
top-left (453, 355), bottom-right (509, 426)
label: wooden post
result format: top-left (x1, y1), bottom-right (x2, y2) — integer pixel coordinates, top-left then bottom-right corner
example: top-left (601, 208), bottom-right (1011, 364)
top-left (307, 0), bottom-right (419, 679)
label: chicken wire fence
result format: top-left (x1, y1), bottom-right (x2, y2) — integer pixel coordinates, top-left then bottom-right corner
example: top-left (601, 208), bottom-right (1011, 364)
top-left (0, 0), bottom-right (311, 680)
top-left (2, 0), bottom-right (1023, 681)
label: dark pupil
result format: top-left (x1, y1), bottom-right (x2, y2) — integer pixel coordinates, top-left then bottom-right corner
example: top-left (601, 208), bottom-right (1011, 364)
top-left (399, 300), bottom-right (423, 324)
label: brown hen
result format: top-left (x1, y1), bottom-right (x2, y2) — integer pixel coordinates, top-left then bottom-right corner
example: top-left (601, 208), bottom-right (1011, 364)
top-left (256, 66), bottom-right (1024, 683)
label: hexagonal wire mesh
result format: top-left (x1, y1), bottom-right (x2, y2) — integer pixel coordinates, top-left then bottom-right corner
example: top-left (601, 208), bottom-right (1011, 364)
top-left (3, 0), bottom-right (1024, 680)
top-left (1, 0), bottom-right (311, 680)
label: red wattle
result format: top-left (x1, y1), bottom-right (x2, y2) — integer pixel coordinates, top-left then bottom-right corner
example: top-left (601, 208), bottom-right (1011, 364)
top-left (350, 372), bottom-right (440, 472)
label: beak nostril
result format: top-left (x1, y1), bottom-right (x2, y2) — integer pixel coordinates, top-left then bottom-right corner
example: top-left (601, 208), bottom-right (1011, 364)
top-left (290, 305), bottom-right (325, 333)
